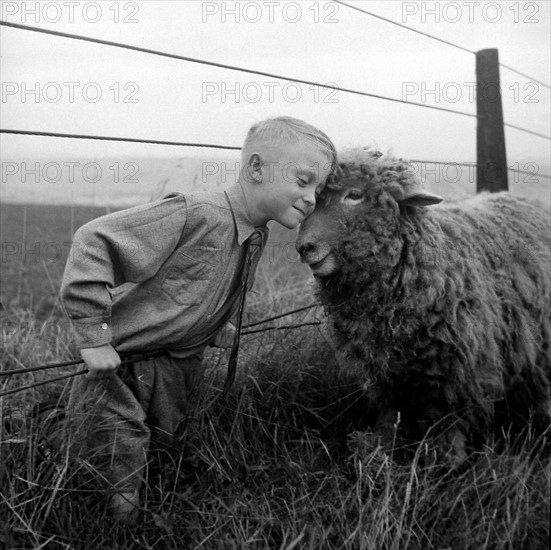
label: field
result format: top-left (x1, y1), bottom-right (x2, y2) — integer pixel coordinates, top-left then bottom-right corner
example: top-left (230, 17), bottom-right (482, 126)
top-left (1, 199), bottom-right (550, 549)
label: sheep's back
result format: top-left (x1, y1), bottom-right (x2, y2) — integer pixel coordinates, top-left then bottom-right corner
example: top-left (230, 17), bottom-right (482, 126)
top-left (423, 192), bottom-right (550, 374)
top-left (431, 192), bottom-right (550, 296)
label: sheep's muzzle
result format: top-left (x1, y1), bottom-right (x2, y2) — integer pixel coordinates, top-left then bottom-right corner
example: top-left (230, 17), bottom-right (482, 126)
top-left (296, 210), bottom-right (341, 277)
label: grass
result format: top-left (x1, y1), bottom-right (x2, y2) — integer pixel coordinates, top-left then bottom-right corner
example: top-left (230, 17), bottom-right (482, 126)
top-left (1, 202), bottom-right (550, 549)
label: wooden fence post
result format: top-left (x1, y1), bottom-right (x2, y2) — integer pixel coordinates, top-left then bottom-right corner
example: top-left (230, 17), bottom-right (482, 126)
top-left (476, 48), bottom-right (508, 193)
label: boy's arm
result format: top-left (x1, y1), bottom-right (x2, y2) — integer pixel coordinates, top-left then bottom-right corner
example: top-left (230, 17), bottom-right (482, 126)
top-left (61, 196), bottom-right (188, 352)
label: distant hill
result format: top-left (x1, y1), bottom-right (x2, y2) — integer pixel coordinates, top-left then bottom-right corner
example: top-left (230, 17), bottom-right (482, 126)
top-left (1, 154), bottom-right (548, 206)
top-left (0, 154), bottom-right (240, 207)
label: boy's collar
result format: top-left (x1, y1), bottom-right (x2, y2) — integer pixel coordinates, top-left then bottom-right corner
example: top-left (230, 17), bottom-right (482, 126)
top-left (225, 183), bottom-right (267, 245)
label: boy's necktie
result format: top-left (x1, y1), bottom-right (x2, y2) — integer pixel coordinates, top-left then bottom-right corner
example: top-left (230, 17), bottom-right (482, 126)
top-left (223, 230), bottom-right (263, 394)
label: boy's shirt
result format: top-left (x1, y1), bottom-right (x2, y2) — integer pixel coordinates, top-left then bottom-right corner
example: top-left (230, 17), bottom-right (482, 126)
top-left (60, 183), bottom-right (268, 356)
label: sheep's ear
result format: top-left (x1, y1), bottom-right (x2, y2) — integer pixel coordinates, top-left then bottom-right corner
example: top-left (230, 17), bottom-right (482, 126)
top-left (362, 147), bottom-right (383, 159)
top-left (399, 189), bottom-right (443, 207)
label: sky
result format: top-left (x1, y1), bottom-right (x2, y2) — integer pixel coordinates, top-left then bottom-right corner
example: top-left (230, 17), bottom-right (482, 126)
top-left (1, 0), bottom-right (550, 190)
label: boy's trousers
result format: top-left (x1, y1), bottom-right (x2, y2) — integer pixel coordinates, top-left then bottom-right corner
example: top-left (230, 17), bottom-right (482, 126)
top-left (68, 352), bottom-right (204, 493)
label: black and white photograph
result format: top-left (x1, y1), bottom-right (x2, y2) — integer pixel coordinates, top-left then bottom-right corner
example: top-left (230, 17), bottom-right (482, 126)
top-left (1, 1), bottom-right (550, 547)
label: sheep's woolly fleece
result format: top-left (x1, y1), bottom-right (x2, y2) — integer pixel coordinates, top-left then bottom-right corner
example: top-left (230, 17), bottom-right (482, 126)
top-left (298, 148), bottom-right (551, 460)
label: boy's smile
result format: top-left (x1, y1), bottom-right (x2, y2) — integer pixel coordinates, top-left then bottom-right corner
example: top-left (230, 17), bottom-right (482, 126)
top-left (243, 140), bottom-right (333, 229)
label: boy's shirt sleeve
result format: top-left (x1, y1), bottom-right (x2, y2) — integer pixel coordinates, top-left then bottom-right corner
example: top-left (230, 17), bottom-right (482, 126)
top-left (60, 195), bottom-right (187, 348)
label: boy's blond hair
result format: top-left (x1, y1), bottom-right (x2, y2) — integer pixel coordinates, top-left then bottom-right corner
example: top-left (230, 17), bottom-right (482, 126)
top-left (241, 116), bottom-right (337, 173)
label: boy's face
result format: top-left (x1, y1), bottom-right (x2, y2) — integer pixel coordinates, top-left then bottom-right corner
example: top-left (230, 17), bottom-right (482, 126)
top-left (247, 140), bottom-right (333, 229)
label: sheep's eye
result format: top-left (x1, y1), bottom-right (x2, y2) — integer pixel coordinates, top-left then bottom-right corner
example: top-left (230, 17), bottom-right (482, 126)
top-left (342, 188), bottom-right (364, 205)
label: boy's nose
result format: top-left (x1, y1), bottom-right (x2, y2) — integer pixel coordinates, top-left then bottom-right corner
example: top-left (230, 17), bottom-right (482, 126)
top-left (303, 192), bottom-right (316, 206)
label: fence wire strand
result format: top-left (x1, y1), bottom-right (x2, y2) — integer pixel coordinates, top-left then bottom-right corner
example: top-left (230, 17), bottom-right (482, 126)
top-left (334, 0), bottom-right (475, 54)
top-left (412, 159), bottom-right (551, 181)
top-left (335, 0), bottom-right (551, 89)
top-left (498, 63), bottom-right (551, 89)
top-left (0, 129), bottom-right (242, 150)
top-left (503, 122), bottom-right (551, 141)
top-left (0, 20), bottom-right (477, 119)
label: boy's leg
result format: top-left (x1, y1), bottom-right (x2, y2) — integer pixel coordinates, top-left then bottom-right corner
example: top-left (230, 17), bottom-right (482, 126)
top-left (67, 370), bottom-right (151, 504)
top-left (122, 353), bottom-right (204, 464)
top-left (67, 352), bottom-right (203, 520)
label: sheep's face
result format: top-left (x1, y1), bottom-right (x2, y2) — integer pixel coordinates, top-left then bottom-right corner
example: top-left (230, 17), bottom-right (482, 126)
top-left (296, 169), bottom-right (393, 278)
top-left (296, 153), bottom-right (443, 279)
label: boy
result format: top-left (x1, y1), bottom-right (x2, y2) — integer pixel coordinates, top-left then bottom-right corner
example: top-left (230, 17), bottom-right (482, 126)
top-left (61, 116), bottom-right (336, 522)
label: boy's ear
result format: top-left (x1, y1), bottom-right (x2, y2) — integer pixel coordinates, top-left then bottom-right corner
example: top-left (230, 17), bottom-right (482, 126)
top-left (247, 152), bottom-right (263, 183)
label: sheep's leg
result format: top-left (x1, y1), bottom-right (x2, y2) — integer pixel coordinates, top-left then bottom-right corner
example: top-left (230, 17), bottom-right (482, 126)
top-left (416, 406), bottom-right (469, 468)
top-left (374, 401), bottom-right (469, 466)
top-left (373, 407), bottom-right (418, 457)
top-left (433, 425), bottom-right (468, 468)
top-left (499, 366), bottom-right (551, 435)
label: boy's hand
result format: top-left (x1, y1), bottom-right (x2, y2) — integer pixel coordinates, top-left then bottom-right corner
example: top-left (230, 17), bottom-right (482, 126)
top-left (81, 344), bottom-right (121, 380)
top-left (211, 322), bottom-right (236, 349)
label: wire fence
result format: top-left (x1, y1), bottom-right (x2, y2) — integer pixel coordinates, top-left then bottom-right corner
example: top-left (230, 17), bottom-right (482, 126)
top-left (1, 7), bottom-right (550, 181)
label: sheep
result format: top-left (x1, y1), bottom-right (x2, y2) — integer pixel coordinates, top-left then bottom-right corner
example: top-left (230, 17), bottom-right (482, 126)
top-left (296, 148), bottom-right (551, 466)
